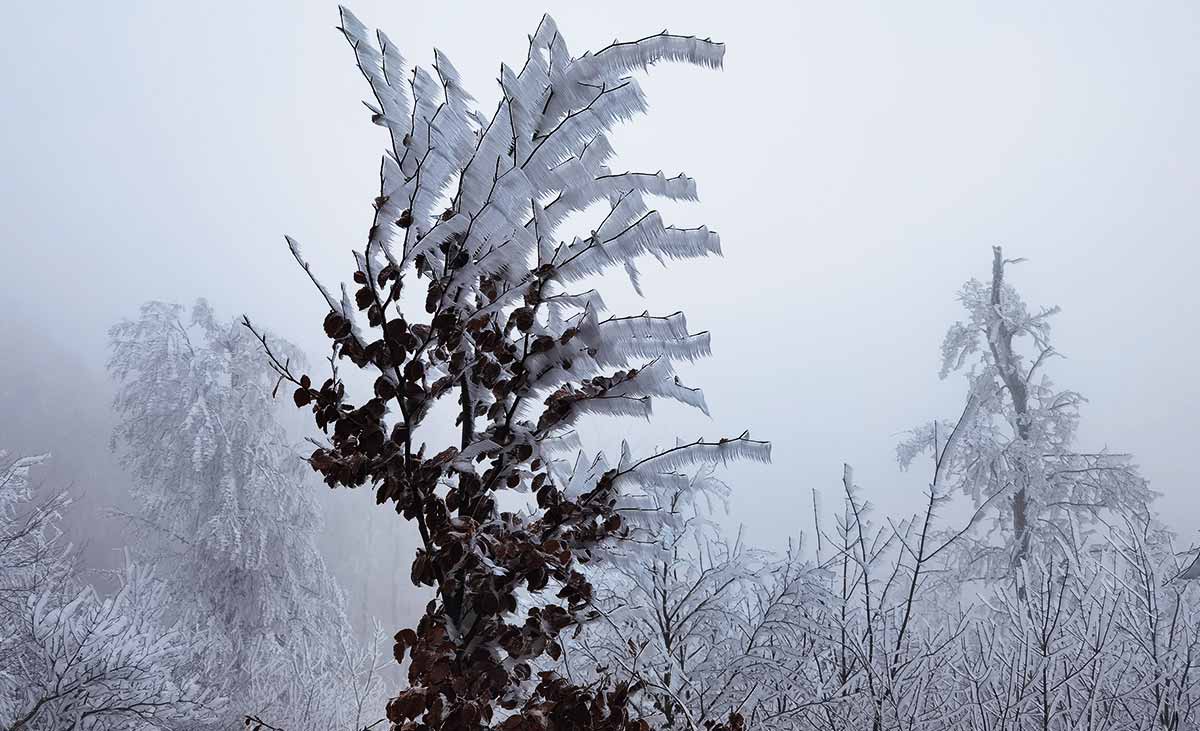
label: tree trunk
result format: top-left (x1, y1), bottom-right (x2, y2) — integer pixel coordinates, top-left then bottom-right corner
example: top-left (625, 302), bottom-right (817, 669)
top-left (989, 246), bottom-right (1032, 564)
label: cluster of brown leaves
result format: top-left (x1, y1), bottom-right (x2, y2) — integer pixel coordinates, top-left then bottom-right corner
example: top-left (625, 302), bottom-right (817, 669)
top-left (272, 222), bottom-right (717, 731)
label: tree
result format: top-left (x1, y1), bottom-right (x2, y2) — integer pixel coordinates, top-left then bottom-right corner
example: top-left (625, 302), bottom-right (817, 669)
top-left (0, 452), bottom-right (214, 730)
top-left (247, 7), bottom-right (768, 730)
top-left (108, 300), bottom-right (385, 728)
top-left (898, 247), bottom-right (1153, 574)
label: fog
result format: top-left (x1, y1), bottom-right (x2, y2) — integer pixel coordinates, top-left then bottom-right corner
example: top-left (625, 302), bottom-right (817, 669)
top-left (3, 0), bottom-right (1199, 631)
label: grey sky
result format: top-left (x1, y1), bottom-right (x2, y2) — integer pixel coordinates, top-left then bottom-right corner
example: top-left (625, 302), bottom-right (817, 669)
top-left (3, 0), bottom-right (1198, 552)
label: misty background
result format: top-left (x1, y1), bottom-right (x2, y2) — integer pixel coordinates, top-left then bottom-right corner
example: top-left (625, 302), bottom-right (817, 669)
top-left (3, 0), bottom-right (1198, 632)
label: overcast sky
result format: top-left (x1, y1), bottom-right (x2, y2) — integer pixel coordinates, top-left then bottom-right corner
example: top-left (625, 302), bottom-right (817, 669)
top-left (3, 0), bottom-right (1198, 555)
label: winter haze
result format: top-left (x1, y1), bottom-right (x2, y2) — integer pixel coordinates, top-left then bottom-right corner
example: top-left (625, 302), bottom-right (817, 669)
top-left (5, 0), bottom-right (1197, 542)
top-left (2, 1), bottom-right (1200, 727)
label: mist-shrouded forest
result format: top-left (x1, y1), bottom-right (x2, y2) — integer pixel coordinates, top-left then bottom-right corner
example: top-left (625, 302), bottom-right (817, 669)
top-left (3, 2), bottom-right (1200, 730)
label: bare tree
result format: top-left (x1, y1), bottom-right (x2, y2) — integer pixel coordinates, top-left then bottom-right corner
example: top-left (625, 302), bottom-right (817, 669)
top-left (562, 468), bottom-right (819, 730)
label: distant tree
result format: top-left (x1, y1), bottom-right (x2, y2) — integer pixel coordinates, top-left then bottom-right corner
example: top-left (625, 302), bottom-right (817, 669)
top-left (247, 7), bottom-right (768, 731)
top-left (0, 452), bottom-right (213, 730)
top-left (109, 300), bottom-right (385, 728)
top-left (898, 247), bottom-right (1153, 574)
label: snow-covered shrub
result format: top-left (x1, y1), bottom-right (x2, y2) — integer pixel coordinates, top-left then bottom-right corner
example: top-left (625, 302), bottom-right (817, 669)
top-left (0, 453), bottom-right (214, 730)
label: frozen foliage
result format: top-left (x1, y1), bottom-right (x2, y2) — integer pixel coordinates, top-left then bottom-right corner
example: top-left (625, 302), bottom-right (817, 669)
top-left (109, 301), bottom-right (387, 728)
top-left (0, 453), bottom-right (213, 730)
top-left (248, 7), bottom-right (765, 731)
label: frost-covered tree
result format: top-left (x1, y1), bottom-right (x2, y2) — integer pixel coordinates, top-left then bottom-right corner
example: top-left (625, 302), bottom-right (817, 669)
top-left (0, 452), bottom-right (213, 730)
top-left (247, 7), bottom-right (768, 730)
top-left (108, 300), bottom-right (385, 728)
top-left (899, 247), bottom-right (1153, 573)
